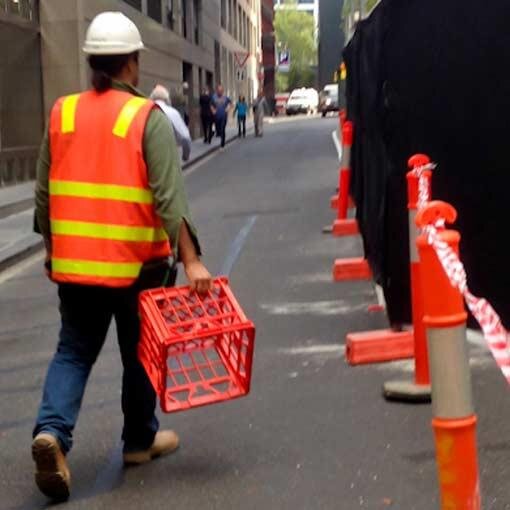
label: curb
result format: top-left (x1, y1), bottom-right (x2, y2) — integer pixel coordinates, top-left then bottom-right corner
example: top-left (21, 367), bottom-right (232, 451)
top-left (0, 238), bottom-right (44, 275)
top-left (0, 127), bottom-right (252, 275)
top-left (0, 197), bottom-right (34, 220)
top-left (182, 127), bottom-right (254, 171)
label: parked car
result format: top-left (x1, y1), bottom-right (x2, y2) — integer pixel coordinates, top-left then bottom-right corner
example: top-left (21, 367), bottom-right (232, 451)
top-left (275, 92), bottom-right (290, 116)
top-left (319, 84), bottom-right (339, 117)
top-left (286, 88), bottom-right (319, 115)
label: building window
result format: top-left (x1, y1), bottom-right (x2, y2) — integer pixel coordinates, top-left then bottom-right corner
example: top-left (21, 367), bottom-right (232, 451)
top-left (220, 0), bottom-right (226, 29)
top-left (238, 5), bottom-right (242, 42)
top-left (147, 0), bottom-right (162, 23)
top-left (167, 0), bottom-right (175, 29)
top-left (181, 0), bottom-right (188, 39)
top-left (1, 0), bottom-right (37, 20)
top-left (228, 0), bottom-right (233, 34)
top-left (122, 0), bottom-right (142, 11)
top-left (244, 15), bottom-right (249, 48)
top-left (192, 0), bottom-right (201, 45)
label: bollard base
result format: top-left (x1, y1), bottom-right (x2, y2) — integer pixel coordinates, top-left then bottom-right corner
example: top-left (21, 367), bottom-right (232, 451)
top-left (346, 329), bottom-right (414, 365)
top-left (383, 380), bottom-right (432, 403)
top-left (333, 258), bottom-right (372, 282)
top-left (332, 219), bottom-right (359, 237)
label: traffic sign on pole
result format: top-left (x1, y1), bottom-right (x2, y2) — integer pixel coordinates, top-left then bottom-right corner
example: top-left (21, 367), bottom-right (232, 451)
top-left (234, 51), bottom-right (250, 69)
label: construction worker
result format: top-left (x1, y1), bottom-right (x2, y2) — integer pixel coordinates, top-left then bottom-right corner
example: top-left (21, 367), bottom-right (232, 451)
top-left (32, 12), bottom-right (212, 501)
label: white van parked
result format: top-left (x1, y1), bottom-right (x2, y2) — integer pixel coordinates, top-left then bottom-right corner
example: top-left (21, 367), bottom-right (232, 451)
top-left (285, 88), bottom-right (319, 115)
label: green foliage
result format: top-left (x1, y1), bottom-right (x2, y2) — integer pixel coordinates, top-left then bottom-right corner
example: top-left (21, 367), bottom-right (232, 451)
top-left (287, 67), bottom-right (315, 91)
top-left (343, 0), bottom-right (380, 19)
top-left (276, 73), bottom-right (289, 93)
top-left (366, 0), bottom-right (379, 12)
top-left (274, 0), bottom-right (317, 91)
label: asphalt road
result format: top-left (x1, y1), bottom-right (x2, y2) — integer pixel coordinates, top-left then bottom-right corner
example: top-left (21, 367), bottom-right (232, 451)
top-left (1, 116), bottom-right (510, 510)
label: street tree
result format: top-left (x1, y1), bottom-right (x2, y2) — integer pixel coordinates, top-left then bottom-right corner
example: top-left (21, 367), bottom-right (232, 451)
top-left (274, 0), bottom-right (317, 92)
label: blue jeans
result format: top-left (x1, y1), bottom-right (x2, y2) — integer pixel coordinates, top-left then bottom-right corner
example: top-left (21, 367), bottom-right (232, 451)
top-left (34, 283), bottom-right (160, 454)
top-left (237, 116), bottom-right (246, 137)
top-left (215, 116), bottom-right (227, 147)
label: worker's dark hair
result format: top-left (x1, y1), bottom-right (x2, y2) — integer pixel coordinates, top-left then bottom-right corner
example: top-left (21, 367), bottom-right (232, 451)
top-left (88, 52), bottom-right (138, 92)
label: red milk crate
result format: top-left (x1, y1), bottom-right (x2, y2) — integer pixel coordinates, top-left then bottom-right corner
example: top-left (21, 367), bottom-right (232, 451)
top-left (138, 277), bottom-right (255, 413)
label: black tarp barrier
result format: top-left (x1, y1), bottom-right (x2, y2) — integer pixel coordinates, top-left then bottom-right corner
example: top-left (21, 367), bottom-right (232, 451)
top-left (344, 0), bottom-right (510, 326)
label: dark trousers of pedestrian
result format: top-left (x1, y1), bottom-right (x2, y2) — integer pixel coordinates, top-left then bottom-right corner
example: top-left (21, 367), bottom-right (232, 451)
top-left (237, 115), bottom-right (246, 138)
top-left (201, 114), bottom-right (213, 144)
top-left (33, 265), bottom-right (173, 454)
top-left (216, 117), bottom-right (227, 148)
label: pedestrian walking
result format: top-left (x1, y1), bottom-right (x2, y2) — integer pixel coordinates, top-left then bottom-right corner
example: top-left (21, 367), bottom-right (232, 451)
top-left (211, 84), bottom-right (232, 149)
top-left (32, 12), bottom-right (212, 502)
top-left (233, 95), bottom-right (248, 138)
top-left (199, 87), bottom-right (214, 143)
top-left (253, 91), bottom-right (267, 137)
top-left (150, 84), bottom-right (192, 161)
top-left (181, 81), bottom-right (190, 126)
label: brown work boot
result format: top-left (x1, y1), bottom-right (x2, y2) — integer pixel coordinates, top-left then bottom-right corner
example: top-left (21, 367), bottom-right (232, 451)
top-left (123, 430), bottom-right (180, 466)
top-left (32, 433), bottom-right (71, 501)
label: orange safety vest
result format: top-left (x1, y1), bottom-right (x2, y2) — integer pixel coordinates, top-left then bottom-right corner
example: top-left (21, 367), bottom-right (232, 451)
top-left (48, 89), bottom-right (171, 288)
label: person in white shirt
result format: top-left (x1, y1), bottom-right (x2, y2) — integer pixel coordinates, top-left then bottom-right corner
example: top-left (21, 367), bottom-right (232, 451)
top-left (150, 84), bottom-right (192, 161)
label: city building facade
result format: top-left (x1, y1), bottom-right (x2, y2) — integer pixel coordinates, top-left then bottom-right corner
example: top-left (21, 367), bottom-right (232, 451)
top-left (261, 0), bottom-right (275, 108)
top-left (318, 0), bottom-right (344, 88)
top-left (0, 0), bottom-right (262, 187)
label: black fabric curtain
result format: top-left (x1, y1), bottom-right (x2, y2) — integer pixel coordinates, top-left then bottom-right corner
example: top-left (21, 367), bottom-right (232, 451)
top-left (344, 0), bottom-right (510, 326)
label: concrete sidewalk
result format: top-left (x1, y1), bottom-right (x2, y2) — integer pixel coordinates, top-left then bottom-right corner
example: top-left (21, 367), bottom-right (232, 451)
top-left (0, 121), bottom-right (249, 272)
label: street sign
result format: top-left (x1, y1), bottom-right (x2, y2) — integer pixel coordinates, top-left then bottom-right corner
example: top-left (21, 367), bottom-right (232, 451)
top-left (234, 51), bottom-right (250, 69)
top-left (277, 49), bottom-right (290, 73)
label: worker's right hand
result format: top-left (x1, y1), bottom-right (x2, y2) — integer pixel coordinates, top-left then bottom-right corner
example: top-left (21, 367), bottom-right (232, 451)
top-left (184, 260), bottom-right (213, 296)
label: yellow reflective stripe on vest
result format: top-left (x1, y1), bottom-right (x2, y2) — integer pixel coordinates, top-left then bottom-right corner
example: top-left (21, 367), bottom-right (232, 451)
top-left (52, 258), bottom-right (142, 279)
top-left (113, 97), bottom-right (149, 138)
top-left (61, 94), bottom-right (81, 134)
top-left (51, 220), bottom-right (168, 243)
top-left (49, 180), bottom-right (153, 204)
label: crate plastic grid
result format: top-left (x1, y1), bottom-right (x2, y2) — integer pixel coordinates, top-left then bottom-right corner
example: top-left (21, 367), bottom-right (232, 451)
top-left (139, 278), bottom-right (255, 413)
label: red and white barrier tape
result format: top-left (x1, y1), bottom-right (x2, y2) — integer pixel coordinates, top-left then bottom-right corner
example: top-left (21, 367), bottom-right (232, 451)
top-left (414, 164), bottom-right (510, 383)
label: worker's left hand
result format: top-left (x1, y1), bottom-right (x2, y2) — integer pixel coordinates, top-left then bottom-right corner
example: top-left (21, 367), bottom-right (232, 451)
top-left (184, 260), bottom-right (213, 296)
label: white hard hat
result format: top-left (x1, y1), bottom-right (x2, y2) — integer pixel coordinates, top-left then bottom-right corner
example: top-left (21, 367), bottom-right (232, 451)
top-left (83, 12), bottom-right (145, 55)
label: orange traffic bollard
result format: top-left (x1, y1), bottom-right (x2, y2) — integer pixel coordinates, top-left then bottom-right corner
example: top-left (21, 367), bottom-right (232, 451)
top-left (339, 108), bottom-right (347, 132)
top-left (330, 112), bottom-right (354, 210)
top-left (416, 201), bottom-right (481, 510)
top-left (332, 121), bottom-right (358, 237)
top-left (383, 154), bottom-right (432, 403)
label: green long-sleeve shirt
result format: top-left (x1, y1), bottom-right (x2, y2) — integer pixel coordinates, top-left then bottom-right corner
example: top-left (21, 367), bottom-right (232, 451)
top-left (35, 81), bottom-right (200, 261)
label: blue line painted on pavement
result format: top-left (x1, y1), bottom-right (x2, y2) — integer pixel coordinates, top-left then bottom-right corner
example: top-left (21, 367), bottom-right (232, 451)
top-left (87, 215), bottom-right (257, 500)
top-left (220, 215), bottom-right (258, 276)
top-left (90, 440), bottom-right (124, 496)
